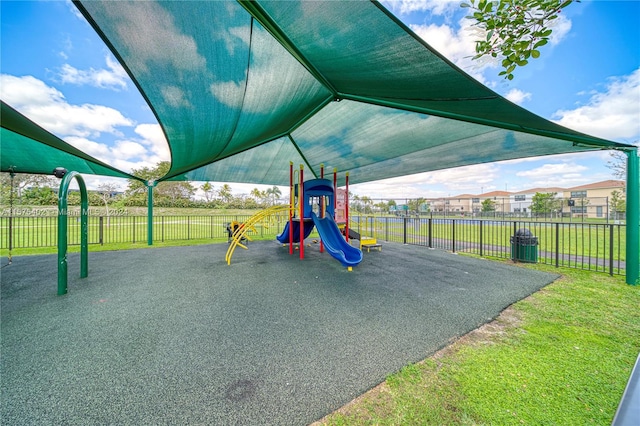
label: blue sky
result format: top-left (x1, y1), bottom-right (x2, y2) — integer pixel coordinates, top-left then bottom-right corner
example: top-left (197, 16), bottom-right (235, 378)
top-left (1, 0), bottom-right (639, 200)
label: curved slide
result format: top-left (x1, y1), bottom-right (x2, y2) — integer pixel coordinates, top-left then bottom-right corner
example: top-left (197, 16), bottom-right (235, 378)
top-left (311, 212), bottom-right (363, 268)
top-left (276, 220), bottom-right (315, 244)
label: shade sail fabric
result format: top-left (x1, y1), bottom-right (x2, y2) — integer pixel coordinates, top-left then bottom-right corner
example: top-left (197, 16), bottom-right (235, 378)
top-left (0, 102), bottom-right (141, 180)
top-left (4, 0), bottom-right (632, 186)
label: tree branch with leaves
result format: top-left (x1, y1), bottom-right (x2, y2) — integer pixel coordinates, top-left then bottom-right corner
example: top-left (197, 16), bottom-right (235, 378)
top-left (463, 0), bottom-right (578, 80)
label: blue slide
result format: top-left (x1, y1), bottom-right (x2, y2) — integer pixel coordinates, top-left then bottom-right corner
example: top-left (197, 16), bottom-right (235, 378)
top-left (276, 220), bottom-right (315, 244)
top-left (311, 212), bottom-right (363, 268)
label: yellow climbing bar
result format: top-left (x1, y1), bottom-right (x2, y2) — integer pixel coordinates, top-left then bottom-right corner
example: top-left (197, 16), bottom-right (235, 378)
top-left (225, 204), bottom-right (294, 265)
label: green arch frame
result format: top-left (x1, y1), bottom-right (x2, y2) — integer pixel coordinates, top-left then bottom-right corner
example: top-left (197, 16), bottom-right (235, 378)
top-left (57, 171), bottom-right (89, 295)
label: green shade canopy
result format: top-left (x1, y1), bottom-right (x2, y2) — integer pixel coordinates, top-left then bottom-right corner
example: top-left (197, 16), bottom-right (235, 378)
top-left (1, 101), bottom-right (141, 181)
top-left (2, 0), bottom-right (633, 185)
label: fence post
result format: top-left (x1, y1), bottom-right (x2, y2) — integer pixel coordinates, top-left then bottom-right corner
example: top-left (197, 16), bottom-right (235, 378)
top-left (609, 224), bottom-right (614, 276)
top-left (99, 216), bottom-right (104, 245)
top-left (385, 217), bottom-right (389, 241)
top-left (452, 219), bottom-right (456, 253)
top-left (403, 217), bottom-right (407, 244)
top-left (162, 216), bottom-right (165, 242)
top-left (428, 218), bottom-right (432, 248)
top-left (187, 216), bottom-right (191, 240)
top-left (8, 216), bottom-right (13, 255)
top-left (132, 216), bottom-right (136, 244)
top-left (479, 220), bottom-right (483, 257)
top-left (555, 223), bottom-right (560, 268)
top-left (147, 181), bottom-right (154, 246)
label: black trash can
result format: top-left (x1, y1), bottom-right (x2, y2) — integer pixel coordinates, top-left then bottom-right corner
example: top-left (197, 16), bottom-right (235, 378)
top-left (510, 228), bottom-right (538, 263)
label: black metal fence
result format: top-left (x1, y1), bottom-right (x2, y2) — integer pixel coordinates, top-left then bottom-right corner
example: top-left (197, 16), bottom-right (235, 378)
top-left (350, 216), bottom-right (627, 276)
top-left (0, 214), bottom-right (627, 276)
top-left (0, 214), bottom-right (291, 248)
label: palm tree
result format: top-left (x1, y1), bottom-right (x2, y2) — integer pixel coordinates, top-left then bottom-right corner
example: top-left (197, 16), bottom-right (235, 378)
top-left (201, 182), bottom-right (215, 202)
top-left (350, 194), bottom-right (361, 213)
top-left (217, 184), bottom-right (233, 204)
top-left (360, 196), bottom-right (372, 214)
top-left (250, 188), bottom-right (263, 203)
top-left (266, 186), bottom-right (282, 205)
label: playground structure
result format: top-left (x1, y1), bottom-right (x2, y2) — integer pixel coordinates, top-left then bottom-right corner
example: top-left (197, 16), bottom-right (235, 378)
top-left (225, 204), bottom-right (291, 265)
top-left (344, 227), bottom-right (382, 252)
top-left (226, 163), bottom-right (364, 269)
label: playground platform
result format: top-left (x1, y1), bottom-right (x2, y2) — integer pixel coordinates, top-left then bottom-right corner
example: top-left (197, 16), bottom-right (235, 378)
top-left (1, 241), bottom-right (558, 425)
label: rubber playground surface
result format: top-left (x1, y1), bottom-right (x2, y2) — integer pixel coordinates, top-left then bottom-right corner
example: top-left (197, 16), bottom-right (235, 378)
top-left (1, 241), bottom-right (559, 425)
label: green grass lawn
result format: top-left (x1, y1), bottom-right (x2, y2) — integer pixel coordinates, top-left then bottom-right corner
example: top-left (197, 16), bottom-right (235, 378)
top-left (315, 263), bottom-right (640, 425)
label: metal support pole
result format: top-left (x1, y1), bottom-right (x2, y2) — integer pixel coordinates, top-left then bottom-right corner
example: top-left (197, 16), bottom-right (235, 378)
top-left (345, 172), bottom-right (350, 242)
top-left (333, 168), bottom-right (337, 213)
top-left (625, 148), bottom-right (639, 285)
top-left (320, 163), bottom-right (324, 253)
top-left (300, 164), bottom-right (304, 260)
top-left (147, 180), bottom-right (155, 246)
top-left (7, 167), bottom-right (15, 265)
top-left (289, 162), bottom-right (293, 255)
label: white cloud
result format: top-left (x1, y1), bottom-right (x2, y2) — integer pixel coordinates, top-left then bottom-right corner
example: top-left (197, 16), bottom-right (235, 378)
top-left (65, 0), bottom-right (86, 22)
top-left (66, 124), bottom-right (170, 174)
top-left (409, 11), bottom-right (572, 86)
top-left (112, 140), bottom-right (148, 159)
top-left (353, 163), bottom-right (499, 198)
top-left (0, 74), bottom-right (134, 138)
top-left (505, 89), bottom-right (532, 105)
top-left (516, 162), bottom-right (588, 178)
top-left (381, 0), bottom-right (460, 17)
top-left (547, 14), bottom-right (572, 46)
top-left (58, 55), bottom-right (129, 90)
top-left (553, 68), bottom-right (640, 141)
top-left (81, 175), bottom-right (129, 192)
top-left (410, 18), bottom-right (493, 83)
top-left (65, 136), bottom-right (111, 160)
top-left (135, 124), bottom-right (170, 162)
top-left (1, 74), bottom-right (64, 107)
